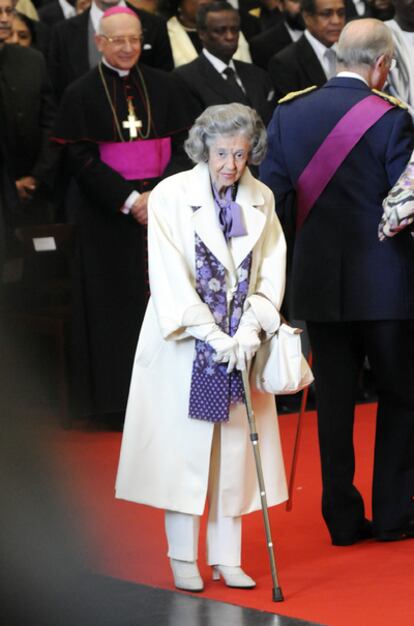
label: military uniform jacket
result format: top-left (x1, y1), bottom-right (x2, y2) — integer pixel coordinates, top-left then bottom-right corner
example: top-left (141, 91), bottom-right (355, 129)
top-left (260, 76), bottom-right (414, 321)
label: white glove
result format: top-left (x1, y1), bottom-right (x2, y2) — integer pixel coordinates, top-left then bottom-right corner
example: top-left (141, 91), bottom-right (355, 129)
top-left (233, 308), bottom-right (261, 371)
top-left (207, 329), bottom-right (238, 373)
top-left (187, 323), bottom-right (238, 373)
top-left (233, 325), bottom-right (261, 371)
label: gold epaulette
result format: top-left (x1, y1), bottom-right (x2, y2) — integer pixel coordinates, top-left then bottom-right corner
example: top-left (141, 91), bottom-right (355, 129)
top-left (278, 85), bottom-right (318, 104)
top-left (371, 89), bottom-right (407, 109)
top-left (248, 8), bottom-right (261, 17)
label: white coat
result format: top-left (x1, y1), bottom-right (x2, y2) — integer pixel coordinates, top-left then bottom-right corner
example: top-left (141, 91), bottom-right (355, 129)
top-left (115, 163), bottom-right (288, 517)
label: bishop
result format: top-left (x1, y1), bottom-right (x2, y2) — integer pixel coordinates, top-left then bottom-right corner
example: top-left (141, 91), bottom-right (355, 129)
top-left (52, 6), bottom-right (195, 424)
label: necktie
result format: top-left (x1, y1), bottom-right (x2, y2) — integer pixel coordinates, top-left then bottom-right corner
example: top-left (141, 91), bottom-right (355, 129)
top-left (222, 66), bottom-right (246, 98)
top-left (324, 48), bottom-right (337, 80)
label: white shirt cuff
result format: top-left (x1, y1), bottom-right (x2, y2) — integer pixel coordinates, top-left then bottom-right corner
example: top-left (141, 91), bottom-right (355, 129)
top-left (120, 190), bottom-right (140, 214)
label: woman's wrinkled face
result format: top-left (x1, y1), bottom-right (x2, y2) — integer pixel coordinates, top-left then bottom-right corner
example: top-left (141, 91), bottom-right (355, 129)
top-left (208, 134), bottom-right (250, 194)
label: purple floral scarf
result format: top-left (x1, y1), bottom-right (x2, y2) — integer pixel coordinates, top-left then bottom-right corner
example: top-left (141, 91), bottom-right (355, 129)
top-left (188, 233), bottom-right (252, 422)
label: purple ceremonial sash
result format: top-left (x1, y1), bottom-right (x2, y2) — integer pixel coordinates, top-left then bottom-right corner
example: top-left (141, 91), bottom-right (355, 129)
top-left (296, 95), bottom-right (394, 230)
top-left (99, 137), bottom-right (171, 180)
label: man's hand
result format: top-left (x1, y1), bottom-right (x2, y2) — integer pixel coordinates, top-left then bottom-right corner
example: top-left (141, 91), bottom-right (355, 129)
top-left (15, 176), bottom-right (37, 202)
top-left (130, 192), bottom-right (150, 225)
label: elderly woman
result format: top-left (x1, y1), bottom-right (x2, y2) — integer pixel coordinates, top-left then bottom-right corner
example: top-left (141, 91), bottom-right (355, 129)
top-left (115, 103), bottom-right (287, 592)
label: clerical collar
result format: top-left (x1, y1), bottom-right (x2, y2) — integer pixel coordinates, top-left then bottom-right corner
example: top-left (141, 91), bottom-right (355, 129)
top-left (90, 0), bottom-right (127, 33)
top-left (102, 57), bottom-right (130, 77)
top-left (337, 71), bottom-right (368, 86)
top-left (202, 48), bottom-right (236, 75)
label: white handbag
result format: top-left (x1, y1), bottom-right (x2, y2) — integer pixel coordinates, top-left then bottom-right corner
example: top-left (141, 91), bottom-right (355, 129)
top-left (250, 323), bottom-right (314, 395)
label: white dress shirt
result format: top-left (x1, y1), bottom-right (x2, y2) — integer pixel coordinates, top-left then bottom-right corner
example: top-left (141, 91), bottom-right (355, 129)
top-left (304, 29), bottom-right (338, 79)
top-left (58, 0), bottom-right (76, 20)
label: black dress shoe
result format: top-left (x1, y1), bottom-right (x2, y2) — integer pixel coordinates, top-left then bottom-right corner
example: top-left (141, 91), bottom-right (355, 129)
top-left (331, 519), bottom-right (373, 546)
top-left (376, 520), bottom-right (414, 542)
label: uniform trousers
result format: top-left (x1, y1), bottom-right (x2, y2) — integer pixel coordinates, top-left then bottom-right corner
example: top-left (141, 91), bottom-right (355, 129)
top-left (165, 412), bottom-right (243, 566)
top-left (307, 320), bottom-right (414, 538)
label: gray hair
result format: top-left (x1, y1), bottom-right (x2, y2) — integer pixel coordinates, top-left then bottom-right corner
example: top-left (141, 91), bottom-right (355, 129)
top-left (336, 18), bottom-right (394, 68)
top-left (184, 103), bottom-right (267, 166)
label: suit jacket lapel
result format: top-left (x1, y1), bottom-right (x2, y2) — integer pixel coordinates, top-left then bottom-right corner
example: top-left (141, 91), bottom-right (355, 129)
top-left (235, 61), bottom-right (258, 108)
top-left (297, 36), bottom-right (327, 86)
top-left (197, 55), bottom-right (247, 104)
top-left (188, 163), bottom-right (234, 272)
top-left (231, 168), bottom-right (266, 270)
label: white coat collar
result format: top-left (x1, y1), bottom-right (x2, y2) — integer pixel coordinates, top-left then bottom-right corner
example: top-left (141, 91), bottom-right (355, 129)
top-left (187, 163), bottom-right (266, 273)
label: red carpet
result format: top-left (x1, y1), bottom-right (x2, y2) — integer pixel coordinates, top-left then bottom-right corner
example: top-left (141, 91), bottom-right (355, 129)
top-left (53, 404), bottom-right (414, 626)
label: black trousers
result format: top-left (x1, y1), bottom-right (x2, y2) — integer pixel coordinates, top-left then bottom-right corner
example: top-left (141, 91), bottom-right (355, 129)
top-left (307, 320), bottom-right (414, 538)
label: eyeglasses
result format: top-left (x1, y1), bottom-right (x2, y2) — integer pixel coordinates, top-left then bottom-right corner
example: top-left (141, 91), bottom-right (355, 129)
top-left (100, 34), bottom-right (142, 48)
top-left (0, 7), bottom-right (15, 16)
top-left (313, 8), bottom-right (346, 18)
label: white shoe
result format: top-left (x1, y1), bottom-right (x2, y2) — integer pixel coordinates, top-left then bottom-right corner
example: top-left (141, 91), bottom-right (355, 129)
top-left (212, 565), bottom-right (256, 588)
top-left (170, 559), bottom-right (204, 592)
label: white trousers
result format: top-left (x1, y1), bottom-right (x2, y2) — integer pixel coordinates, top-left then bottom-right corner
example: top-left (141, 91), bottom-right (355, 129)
top-left (165, 421), bottom-right (242, 566)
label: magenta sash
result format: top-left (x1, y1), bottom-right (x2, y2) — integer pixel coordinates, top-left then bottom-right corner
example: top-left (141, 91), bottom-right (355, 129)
top-left (99, 137), bottom-right (171, 180)
top-left (296, 95), bottom-right (394, 230)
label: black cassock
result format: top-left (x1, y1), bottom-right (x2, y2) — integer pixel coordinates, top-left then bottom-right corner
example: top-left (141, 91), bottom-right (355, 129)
top-left (53, 62), bottom-right (193, 420)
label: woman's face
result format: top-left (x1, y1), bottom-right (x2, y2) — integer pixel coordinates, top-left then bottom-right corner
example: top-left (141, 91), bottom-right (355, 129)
top-left (6, 15), bottom-right (31, 46)
top-left (208, 134), bottom-right (250, 194)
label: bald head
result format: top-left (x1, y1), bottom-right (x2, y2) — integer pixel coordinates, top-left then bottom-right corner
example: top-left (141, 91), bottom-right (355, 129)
top-left (95, 11), bottom-right (142, 70)
top-left (337, 18), bottom-right (394, 70)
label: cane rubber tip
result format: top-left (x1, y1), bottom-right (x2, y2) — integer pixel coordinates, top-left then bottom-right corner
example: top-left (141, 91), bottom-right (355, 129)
top-left (272, 587), bottom-right (284, 602)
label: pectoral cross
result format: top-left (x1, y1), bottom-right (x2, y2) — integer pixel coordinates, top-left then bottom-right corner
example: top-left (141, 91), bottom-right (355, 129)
top-left (122, 98), bottom-right (142, 140)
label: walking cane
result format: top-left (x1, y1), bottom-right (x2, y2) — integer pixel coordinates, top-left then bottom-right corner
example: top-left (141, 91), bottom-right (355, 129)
top-left (285, 351), bottom-right (313, 512)
top-left (241, 369), bottom-right (284, 602)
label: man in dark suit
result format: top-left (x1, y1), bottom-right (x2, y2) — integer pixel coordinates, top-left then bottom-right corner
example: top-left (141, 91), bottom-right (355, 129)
top-left (261, 18), bottom-right (414, 545)
top-left (249, 0), bottom-right (305, 69)
top-left (49, 0), bottom-right (173, 100)
top-left (0, 0), bottom-right (57, 250)
top-left (268, 0), bottom-right (345, 101)
top-left (174, 1), bottom-right (276, 125)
